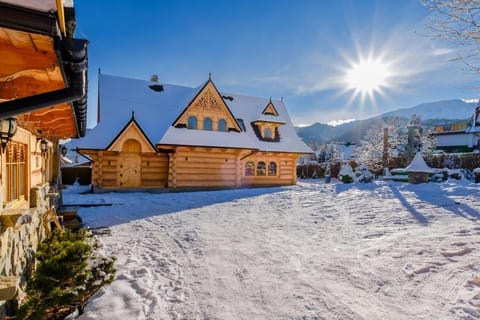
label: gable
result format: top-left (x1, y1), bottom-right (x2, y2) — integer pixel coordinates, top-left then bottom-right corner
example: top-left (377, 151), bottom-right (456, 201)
top-left (107, 119), bottom-right (156, 153)
top-left (173, 80), bottom-right (242, 132)
top-left (262, 101), bottom-right (279, 116)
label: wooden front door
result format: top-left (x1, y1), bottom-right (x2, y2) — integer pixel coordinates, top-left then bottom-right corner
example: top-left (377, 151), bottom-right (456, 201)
top-left (119, 139), bottom-right (141, 187)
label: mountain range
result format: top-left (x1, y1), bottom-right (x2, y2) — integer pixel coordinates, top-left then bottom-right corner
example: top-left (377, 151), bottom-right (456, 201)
top-left (295, 99), bottom-right (477, 146)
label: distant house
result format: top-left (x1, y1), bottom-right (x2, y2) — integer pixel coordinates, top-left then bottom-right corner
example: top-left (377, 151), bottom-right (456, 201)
top-left (76, 73), bottom-right (312, 190)
top-left (433, 106), bottom-right (480, 153)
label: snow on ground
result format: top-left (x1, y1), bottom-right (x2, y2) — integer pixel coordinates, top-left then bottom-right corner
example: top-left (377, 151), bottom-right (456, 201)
top-left (62, 180), bottom-right (480, 320)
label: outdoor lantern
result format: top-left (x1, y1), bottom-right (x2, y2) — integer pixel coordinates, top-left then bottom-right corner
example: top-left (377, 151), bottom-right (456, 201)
top-left (61, 145), bottom-right (67, 157)
top-left (40, 139), bottom-right (48, 156)
top-left (0, 117), bottom-right (17, 152)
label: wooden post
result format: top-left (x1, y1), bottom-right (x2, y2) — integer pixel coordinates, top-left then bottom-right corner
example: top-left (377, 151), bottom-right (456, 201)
top-left (383, 127), bottom-right (388, 170)
top-left (235, 154), bottom-right (242, 187)
top-left (291, 155), bottom-right (297, 184)
top-left (51, 138), bottom-right (60, 185)
top-left (168, 151), bottom-right (176, 188)
top-left (97, 151), bottom-right (103, 187)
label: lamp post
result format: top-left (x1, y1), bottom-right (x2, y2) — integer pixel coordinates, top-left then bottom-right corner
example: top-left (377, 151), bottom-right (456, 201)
top-left (0, 117), bottom-right (18, 153)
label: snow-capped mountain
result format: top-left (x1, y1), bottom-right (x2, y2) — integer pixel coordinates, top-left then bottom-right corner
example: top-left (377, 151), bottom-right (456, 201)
top-left (380, 99), bottom-right (476, 120)
top-left (296, 99), bottom-right (477, 145)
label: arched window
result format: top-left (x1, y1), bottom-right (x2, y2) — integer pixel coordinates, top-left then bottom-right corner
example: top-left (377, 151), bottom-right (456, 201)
top-left (187, 116), bottom-right (197, 129)
top-left (218, 119), bottom-right (227, 132)
top-left (264, 128), bottom-right (272, 139)
top-left (203, 117), bottom-right (213, 130)
top-left (245, 161), bottom-right (255, 176)
top-left (268, 162), bottom-right (277, 176)
top-left (256, 161), bottom-right (266, 176)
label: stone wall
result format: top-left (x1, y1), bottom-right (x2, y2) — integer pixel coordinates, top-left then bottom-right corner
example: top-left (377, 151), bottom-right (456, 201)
top-left (0, 183), bottom-right (56, 317)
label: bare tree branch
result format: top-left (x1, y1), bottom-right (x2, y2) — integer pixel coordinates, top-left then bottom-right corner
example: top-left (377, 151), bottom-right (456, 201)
top-left (421, 0), bottom-right (480, 70)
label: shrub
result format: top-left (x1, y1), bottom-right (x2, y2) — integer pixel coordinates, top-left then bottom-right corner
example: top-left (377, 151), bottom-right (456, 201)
top-left (355, 163), bottom-right (374, 183)
top-left (341, 175), bottom-right (354, 183)
top-left (17, 229), bottom-right (115, 320)
top-left (339, 163), bottom-right (355, 183)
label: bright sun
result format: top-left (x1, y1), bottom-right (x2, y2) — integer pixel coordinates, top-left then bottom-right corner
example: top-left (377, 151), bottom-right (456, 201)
top-left (345, 58), bottom-right (391, 94)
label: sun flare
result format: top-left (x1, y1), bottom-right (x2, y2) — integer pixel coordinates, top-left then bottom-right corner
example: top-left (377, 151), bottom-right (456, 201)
top-left (345, 58), bottom-right (391, 94)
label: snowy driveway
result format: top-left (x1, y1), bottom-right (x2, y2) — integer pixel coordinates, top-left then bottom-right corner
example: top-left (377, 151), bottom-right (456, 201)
top-left (64, 180), bottom-right (480, 320)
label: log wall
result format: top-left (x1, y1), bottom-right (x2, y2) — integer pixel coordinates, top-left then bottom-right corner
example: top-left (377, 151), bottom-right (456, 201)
top-left (84, 147), bottom-right (300, 190)
top-left (173, 147), bottom-right (240, 188)
top-left (85, 150), bottom-right (169, 189)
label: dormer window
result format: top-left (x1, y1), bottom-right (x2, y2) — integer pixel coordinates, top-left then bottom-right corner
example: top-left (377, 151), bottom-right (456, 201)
top-left (264, 128), bottom-right (272, 139)
top-left (251, 121), bottom-right (281, 142)
top-left (262, 101), bottom-right (279, 116)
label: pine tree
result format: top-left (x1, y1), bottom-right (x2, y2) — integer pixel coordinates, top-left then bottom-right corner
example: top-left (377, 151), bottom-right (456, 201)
top-left (17, 229), bottom-right (115, 320)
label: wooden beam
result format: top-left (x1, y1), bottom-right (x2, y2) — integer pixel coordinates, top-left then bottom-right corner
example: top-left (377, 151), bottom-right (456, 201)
top-left (0, 3), bottom-right (57, 36)
top-left (56, 0), bottom-right (66, 37)
top-left (0, 73), bottom-right (64, 100)
top-left (0, 29), bottom-right (58, 72)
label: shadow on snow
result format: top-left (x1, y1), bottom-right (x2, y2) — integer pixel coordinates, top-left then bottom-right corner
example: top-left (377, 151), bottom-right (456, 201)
top-left (64, 186), bottom-right (286, 228)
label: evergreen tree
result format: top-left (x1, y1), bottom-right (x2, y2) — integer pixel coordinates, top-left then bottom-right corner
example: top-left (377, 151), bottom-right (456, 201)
top-left (17, 229), bottom-right (115, 320)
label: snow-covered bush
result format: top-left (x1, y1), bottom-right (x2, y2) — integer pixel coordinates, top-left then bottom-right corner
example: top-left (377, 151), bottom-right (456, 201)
top-left (355, 163), bottom-right (374, 183)
top-left (474, 168), bottom-right (480, 183)
top-left (339, 162), bottom-right (355, 183)
top-left (355, 122), bottom-right (384, 174)
top-left (443, 154), bottom-right (462, 169)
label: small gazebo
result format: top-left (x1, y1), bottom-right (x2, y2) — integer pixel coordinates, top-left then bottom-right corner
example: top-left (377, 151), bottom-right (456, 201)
top-left (405, 152), bottom-right (433, 184)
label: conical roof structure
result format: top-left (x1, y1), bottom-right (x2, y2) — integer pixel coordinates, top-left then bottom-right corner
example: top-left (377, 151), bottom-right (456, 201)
top-left (405, 152), bottom-right (433, 173)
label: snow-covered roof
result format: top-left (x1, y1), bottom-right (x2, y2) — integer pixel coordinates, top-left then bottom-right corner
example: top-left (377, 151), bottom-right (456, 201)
top-left (77, 74), bottom-right (312, 154)
top-left (1, 0), bottom-right (74, 12)
top-left (405, 152), bottom-right (433, 173)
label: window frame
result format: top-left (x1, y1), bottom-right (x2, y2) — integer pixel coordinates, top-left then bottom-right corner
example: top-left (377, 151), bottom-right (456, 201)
top-left (218, 119), bottom-right (227, 132)
top-left (268, 161), bottom-right (277, 176)
top-left (256, 161), bottom-right (266, 176)
top-left (264, 128), bottom-right (272, 139)
top-left (6, 141), bottom-right (27, 204)
top-left (245, 161), bottom-right (255, 176)
top-left (187, 116), bottom-right (197, 129)
top-left (203, 117), bottom-right (213, 130)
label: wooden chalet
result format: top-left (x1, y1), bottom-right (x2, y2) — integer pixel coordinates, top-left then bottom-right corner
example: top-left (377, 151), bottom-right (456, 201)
top-left (0, 0), bottom-right (88, 202)
top-left (433, 105), bottom-right (480, 153)
top-left (77, 73), bottom-right (312, 190)
top-left (0, 0), bottom-right (88, 310)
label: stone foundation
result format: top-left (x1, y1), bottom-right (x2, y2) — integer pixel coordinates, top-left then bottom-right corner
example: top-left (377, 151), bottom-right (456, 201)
top-left (408, 172), bottom-right (430, 184)
top-left (0, 183), bottom-right (58, 316)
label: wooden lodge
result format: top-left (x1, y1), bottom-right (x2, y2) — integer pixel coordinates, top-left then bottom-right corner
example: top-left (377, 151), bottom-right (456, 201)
top-left (0, 0), bottom-right (88, 313)
top-left (433, 105), bottom-right (480, 153)
top-left (76, 73), bottom-right (312, 190)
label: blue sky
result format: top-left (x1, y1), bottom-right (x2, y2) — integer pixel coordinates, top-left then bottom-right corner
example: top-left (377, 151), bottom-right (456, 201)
top-left (75, 0), bottom-right (479, 128)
